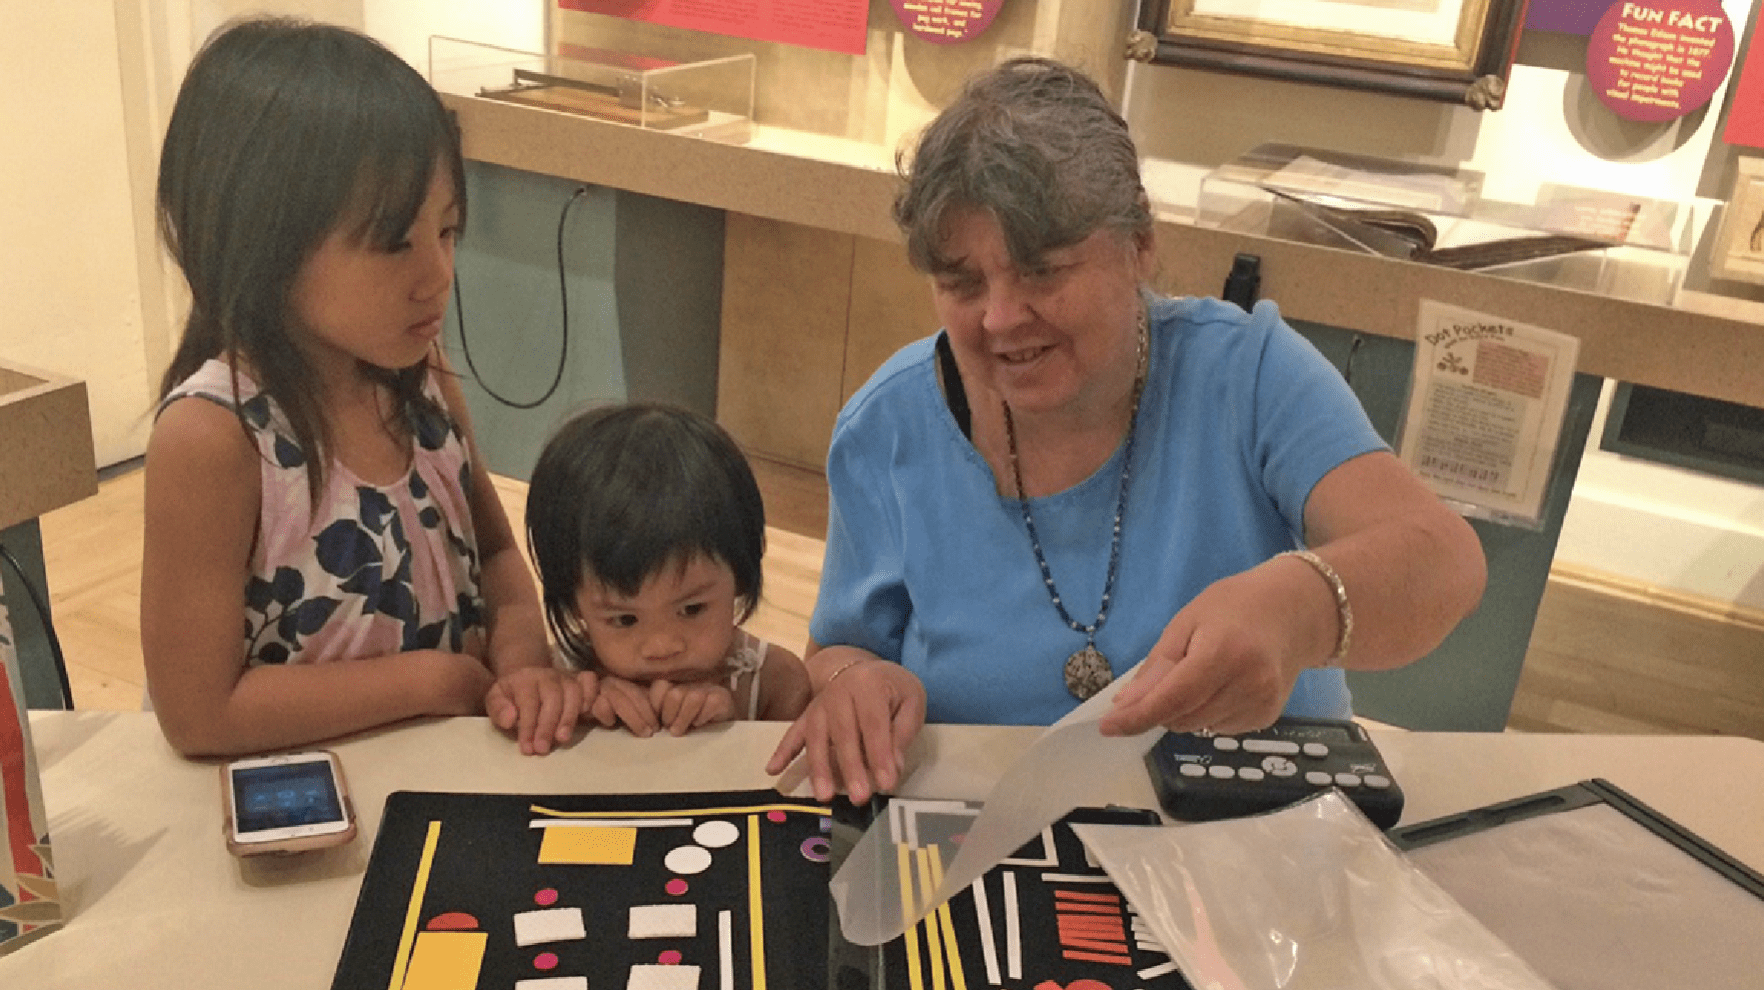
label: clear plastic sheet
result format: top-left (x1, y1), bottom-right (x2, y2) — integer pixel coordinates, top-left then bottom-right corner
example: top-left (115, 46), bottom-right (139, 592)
top-left (829, 667), bottom-right (1160, 946)
top-left (1071, 793), bottom-right (1559, 990)
top-left (1404, 802), bottom-right (1764, 990)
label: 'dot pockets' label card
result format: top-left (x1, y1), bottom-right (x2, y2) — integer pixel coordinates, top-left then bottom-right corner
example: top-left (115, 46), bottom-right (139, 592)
top-left (1398, 301), bottom-right (1580, 527)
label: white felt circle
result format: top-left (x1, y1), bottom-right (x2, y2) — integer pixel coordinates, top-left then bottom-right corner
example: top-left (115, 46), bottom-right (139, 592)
top-left (664, 844), bottom-right (713, 875)
top-left (693, 820), bottom-right (739, 848)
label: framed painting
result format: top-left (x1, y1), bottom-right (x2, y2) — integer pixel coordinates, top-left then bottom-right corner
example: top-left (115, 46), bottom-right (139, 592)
top-left (1128, 0), bottom-right (1527, 109)
top-left (1710, 157), bottom-right (1764, 284)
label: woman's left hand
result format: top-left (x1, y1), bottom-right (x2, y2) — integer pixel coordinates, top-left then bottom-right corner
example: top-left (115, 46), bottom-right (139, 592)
top-left (1098, 556), bottom-right (1328, 737)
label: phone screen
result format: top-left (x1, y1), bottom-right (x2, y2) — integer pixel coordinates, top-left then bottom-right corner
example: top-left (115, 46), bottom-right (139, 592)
top-left (232, 759), bottom-right (345, 835)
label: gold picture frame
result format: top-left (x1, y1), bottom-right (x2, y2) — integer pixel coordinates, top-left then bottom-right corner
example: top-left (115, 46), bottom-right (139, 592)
top-left (1128, 0), bottom-right (1525, 110)
top-left (1710, 157), bottom-right (1764, 284)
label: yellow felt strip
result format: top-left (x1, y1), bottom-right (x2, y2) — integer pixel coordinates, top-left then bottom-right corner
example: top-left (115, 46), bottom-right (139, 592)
top-left (929, 845), bottom-right (968, 990)
top-left (916, 847), bottom-right (946, 990)
top-left (401, 932), bottom-right (488, 990)
top-left (390, 821), bottom-right (444, 990)
top-left (897, 842), bottom-right (925, 990)
top-left (747, 814), bottom-right (767, 990)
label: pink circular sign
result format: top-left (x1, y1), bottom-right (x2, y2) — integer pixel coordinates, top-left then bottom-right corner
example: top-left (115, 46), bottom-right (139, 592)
top-left (1586, 0), bottom-right (1734, 122)
top-left (890, 0), bottom-right (1004, 44)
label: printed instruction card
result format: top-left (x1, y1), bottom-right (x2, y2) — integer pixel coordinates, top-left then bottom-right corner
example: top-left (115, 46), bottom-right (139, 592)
top-left (1398, 300), bottom-right (1580, 527)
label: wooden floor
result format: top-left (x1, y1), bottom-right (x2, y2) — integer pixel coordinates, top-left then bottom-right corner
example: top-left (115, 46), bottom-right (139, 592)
top-left (34, 459), bottom-right (1764, 741)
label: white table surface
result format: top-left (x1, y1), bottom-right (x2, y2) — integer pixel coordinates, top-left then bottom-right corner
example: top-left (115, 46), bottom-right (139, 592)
top-left (8, 711), bottom-right (1764, 987)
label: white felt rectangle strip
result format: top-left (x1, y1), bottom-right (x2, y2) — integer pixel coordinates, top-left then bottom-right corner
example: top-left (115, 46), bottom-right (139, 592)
top-left (514, 907), bottom-right (588, 947)
top-left (516, 979), bottom-right (589, 990)
top-left (629, 903), bottom-right (697, 939)
top-left (627, 963), bottom-right (701, 990)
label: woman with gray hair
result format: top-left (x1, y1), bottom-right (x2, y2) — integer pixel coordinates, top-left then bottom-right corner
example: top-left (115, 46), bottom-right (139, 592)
top-left (767, 58), bottom-right (1484, 803)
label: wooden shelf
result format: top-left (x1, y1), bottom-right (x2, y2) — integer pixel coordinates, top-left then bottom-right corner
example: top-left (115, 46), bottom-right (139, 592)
top-left (447, 90), bottom-right (1764, 412)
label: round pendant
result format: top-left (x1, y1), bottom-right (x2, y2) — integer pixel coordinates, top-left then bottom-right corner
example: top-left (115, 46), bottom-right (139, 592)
top-left (1064, 645), bottom-right (1113, 701)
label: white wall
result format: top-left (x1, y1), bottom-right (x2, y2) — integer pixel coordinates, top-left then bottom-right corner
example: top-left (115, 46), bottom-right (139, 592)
top-left (2, 4), bottom-right (154, 466)
top-left (0, 1), bottom-right (542, 472)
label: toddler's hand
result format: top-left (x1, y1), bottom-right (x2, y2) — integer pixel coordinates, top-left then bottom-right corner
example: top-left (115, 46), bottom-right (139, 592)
top-left (648, 679), bottom-right (737, 736)
top-left (486, 665), bottom-right (584, 755)
top-left (582, 673), bottom-right (661, 737)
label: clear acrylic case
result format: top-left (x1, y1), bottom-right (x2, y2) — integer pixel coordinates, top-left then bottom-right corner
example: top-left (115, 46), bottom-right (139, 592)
top-left (429, 36), bottom-right (755, 143)
top-left (1200, 143), bottom-right (1697, 305)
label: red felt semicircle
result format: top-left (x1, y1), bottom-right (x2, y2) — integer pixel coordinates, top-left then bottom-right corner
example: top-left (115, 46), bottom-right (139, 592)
top-left (425, 911), bottom-right (480, 931)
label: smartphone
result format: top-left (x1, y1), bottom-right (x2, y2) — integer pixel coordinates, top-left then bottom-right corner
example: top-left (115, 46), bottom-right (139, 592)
top-left (221, 750), bottom-right (356, 856)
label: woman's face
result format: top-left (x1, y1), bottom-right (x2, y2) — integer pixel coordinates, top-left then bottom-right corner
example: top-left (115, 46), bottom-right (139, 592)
top-left (930, 207), bottom-right (1153, 420)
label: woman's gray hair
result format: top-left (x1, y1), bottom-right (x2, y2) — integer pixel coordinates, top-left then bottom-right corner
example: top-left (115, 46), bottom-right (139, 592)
top-left (894, 57), bottom-right (1151, 273)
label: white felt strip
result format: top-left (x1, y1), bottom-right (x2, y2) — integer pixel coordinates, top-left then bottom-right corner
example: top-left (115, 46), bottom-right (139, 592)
top-left (1003, 871), bottom-right (1021, 981)
top-left (516, 979), bottom-right (588, 990)
top-left (513, 907), bottom-right (587, 947)
top-left (628, 964), bottom-right (700, 990)
top-left (718, 910), bottom-right (734, 990)
top-left (969, 876), bottom-right (1002, 985)
top-left (1138, 961), bottom-right (1180, 980)
top-left (531, 819), bottom-right (692, 828)
top-left (629, 903), bottom-right (698, 939)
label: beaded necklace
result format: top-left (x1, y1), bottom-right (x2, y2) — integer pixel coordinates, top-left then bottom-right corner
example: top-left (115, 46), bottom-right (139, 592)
top-left (1002, 308), bottom-right (1148, 700)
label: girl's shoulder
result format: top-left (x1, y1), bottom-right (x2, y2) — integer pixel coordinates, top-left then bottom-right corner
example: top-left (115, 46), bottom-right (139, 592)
top-left (158, 358), bottom-right (306, 472)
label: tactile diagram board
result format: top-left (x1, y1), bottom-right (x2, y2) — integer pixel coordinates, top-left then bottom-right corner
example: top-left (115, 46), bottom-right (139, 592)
top-left (331, 790), bottom-right (1191, 990)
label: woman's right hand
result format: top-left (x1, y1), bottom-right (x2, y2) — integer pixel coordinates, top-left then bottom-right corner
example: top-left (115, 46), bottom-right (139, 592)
top-left (765, 647), bottom-right (926, 804)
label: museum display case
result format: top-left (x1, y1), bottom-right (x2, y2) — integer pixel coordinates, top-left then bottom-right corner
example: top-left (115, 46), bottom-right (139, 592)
top-left (430, 36), bottom-right (755, 143)
top-left (1199, 144), bottom-right (1701, 305)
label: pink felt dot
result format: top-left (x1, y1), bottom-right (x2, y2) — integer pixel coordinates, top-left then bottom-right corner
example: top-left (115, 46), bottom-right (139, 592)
top-left (767, 810), bottom-right (787, 823)
top-left (666, 878), bottom-right (689, 896)
top-left (534, 952), bottom-right (559, 971)
top-left (534, 888), bottom-right (559, 906)
top-left (658, 950), bottom-right (683, 965)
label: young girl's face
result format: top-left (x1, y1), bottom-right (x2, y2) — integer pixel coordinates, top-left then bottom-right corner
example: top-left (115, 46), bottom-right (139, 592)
top-left (575, 555), bottom-right (740, 685)
top-left (288, 164), bottom-right (459, 382)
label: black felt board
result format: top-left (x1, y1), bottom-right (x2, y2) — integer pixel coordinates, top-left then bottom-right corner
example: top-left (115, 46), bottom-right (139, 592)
top-left (331, 789), bottom-right (835, 990)
top-left (332, 790), bottom-right (1190, 990)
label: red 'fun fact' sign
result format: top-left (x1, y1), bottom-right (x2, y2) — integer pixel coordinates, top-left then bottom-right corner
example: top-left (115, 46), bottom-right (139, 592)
top-left (1586, 0), bottom-right (1734, 122)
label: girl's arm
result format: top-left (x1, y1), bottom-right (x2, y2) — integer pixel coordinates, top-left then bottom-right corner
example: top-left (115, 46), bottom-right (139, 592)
top-left (142, 396), bottom-right (494, 757)
top-left (755, 642), bottom-right (811, 721)
top-left (432, 352), bottom-right (581, 754)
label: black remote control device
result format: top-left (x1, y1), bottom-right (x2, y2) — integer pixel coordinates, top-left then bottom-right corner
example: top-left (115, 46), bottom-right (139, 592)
top-left (1144, 716), bottom-right (1404, 829)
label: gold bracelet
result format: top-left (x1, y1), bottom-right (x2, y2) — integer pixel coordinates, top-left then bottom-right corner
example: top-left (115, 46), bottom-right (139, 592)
top-left (821, 657), bottom-right (867, 690)
top-left (1278, 549), bottom-right (1352, 668)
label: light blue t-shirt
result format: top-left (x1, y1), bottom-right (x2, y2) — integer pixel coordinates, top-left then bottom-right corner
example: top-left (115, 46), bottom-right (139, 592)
top-left (810, 295), bottom-right (1388, 726)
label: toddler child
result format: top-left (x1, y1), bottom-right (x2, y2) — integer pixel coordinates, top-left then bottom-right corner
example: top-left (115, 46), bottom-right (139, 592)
top-left (526, 404), bottom-right (809, 735)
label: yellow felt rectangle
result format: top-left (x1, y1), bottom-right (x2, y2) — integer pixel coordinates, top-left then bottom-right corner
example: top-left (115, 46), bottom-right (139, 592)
top-left (538, 825), bottom-right (638, 865)
top-left (400, 931), bottom-right (487, 990)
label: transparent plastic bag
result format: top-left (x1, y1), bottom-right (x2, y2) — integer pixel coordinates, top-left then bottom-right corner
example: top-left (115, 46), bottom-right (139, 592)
top-left (1071, 792), bottom-right (1558, 990)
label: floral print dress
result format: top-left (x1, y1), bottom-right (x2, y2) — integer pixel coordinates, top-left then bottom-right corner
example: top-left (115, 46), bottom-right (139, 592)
top-left (160, 361), bottom-right (486, 667)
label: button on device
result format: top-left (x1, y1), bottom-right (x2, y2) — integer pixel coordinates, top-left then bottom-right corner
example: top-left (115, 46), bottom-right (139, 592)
top-left (1334, 773), bottom-right (1362, 787)
top-left (1364, 774), bottom-right (1391, 789)
top-left (1238, 767), bottom-right (1265, 781)
top-left (1305, 771), bottom-right (1333, 786)
top-left (1178, 762), bottom-right (1207, 777)
top-left (1208, 765), bottom-right (1237, 779)
top-left (1302, 742), bottom-right (1330, 758)
top-left (1243, 739), bottom-right (1301, 755)
top-left (1213, 737), bottom-right (1241, 752)
top-left (1263, 756), bottom-right (1298, 777)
